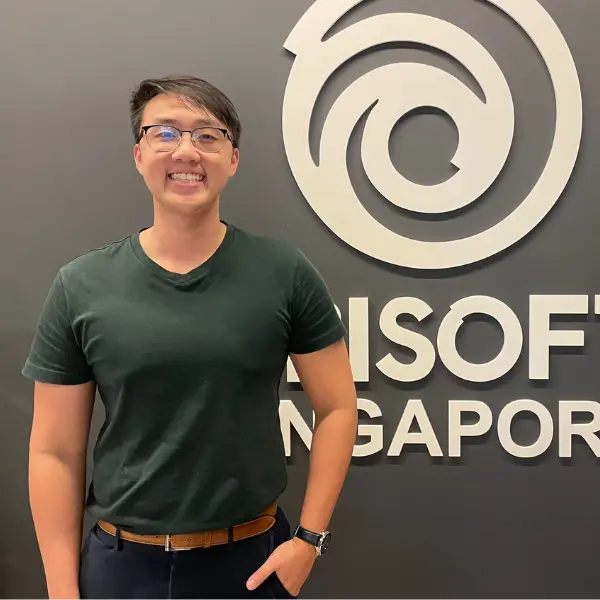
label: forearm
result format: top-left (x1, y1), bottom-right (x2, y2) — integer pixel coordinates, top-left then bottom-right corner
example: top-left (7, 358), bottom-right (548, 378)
top-left (29, 452), bottom-right (87, 599)
top-left (299, 407), bottom-right (357, 532)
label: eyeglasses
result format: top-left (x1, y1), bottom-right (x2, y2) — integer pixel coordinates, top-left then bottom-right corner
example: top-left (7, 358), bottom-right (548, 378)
top-left (139, 125), bottom-right (233, 153)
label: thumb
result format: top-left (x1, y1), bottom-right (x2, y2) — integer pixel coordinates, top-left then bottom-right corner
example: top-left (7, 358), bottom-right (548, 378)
top-left (247, 556), bottom-right (277, 591)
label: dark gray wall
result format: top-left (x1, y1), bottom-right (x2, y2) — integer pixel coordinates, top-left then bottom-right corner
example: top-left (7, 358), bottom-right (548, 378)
top-left (2, 0), bottom-right (599, 598)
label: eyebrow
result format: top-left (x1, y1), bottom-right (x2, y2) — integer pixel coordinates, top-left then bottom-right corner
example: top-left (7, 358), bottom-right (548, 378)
top-left (152, 117), bottom-right (222, 128)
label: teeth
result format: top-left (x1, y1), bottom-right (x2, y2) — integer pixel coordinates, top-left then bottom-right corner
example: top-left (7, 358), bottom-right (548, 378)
top-left (169, 173), bottom-right (204, 182)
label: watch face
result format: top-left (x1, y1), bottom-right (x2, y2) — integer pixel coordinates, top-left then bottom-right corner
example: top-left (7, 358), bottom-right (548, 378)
top-left (319, 532), bottom-right (331, 554)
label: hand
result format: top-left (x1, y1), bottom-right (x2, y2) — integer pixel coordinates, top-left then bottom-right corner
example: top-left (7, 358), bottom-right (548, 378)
top-left (246, 536), bottom-right (317, 597)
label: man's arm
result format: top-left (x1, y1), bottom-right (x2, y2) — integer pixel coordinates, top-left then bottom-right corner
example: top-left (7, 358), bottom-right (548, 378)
top-left (291, 338), bottom-right (357, 534)
top-left (29, 380), bottom-right (96, 599)
top-left (247, 338), bottom-right (357, 595)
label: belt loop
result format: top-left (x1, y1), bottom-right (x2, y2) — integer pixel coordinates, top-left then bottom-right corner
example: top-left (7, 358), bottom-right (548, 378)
top-left (204, 531), bottom-right (212, 549)
top-left (228, 527), bottom-right (233, 552)
top-left (114, 527), bottom-right (122, 551)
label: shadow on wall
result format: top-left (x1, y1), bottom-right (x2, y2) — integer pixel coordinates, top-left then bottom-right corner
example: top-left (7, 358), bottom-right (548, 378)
top-left (0, 565), bottom-right (6, 599)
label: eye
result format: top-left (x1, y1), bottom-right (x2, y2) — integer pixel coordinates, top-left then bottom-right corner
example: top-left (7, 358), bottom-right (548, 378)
top-left (158, 130), bottom-right (176, 140)
top-left (194, 128), bottom-right (225, 144)
top-left (147, 126), bottom-right (179, 142)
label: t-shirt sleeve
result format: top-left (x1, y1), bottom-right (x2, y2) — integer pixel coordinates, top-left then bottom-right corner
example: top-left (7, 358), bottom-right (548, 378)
top-left (22, 270), bottom-right (94, 385)
top-left (288, 250), bottom-right (347, 355)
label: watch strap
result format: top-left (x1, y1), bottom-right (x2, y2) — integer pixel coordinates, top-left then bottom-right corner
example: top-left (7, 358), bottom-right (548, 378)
top-left (294, 525), bottom-right (321, 547)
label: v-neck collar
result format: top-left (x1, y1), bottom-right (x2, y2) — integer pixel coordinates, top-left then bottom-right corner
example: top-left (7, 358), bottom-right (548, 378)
top-left (129, 221), bottom-right (236, 287)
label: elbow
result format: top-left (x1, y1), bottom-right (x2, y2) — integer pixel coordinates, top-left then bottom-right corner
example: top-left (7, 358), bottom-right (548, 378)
top-left (29, 433), bottom-right (88, 465)
top-left (315, 401), bottom-right (358, 429)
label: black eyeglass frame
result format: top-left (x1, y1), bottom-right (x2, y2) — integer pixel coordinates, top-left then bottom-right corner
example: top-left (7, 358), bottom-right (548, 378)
top-left (138, 124), bottom-right (234, 151)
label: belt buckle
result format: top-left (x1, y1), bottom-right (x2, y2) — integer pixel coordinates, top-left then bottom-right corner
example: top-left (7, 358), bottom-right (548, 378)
top-left (165, 534), bottom-right (192, 552)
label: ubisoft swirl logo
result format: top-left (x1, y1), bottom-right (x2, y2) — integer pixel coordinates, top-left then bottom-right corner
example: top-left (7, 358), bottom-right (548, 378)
top-left (282, 0), bottom-right (582, 270)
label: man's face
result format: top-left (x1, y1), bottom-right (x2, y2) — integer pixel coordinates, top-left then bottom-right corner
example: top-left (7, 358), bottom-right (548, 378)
top-left (134, 93), bottom-right (239, 214)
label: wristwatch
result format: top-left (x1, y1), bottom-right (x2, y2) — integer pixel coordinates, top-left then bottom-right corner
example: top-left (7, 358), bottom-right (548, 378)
top-left (293, 525), bottom-right (331, 556)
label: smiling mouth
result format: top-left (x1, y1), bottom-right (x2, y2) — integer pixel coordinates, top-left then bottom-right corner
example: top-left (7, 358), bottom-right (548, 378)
top-left (168, 173), bottom-right (206, 183)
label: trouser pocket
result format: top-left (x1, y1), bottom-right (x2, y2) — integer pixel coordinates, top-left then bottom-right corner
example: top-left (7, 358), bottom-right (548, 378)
top-left (264, 511), bottom-right (298, 599)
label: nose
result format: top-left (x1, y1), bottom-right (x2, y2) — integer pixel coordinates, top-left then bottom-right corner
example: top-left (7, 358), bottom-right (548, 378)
top-left (172, 131), bottom-right (200, 161)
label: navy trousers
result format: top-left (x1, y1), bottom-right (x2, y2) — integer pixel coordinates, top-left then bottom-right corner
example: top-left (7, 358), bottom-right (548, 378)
top-left (79, 507), bottom-right (297, 599)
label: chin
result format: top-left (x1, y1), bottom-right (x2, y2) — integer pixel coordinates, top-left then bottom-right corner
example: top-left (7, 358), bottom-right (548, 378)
top-left (159, 191), bottom-right (218, 213)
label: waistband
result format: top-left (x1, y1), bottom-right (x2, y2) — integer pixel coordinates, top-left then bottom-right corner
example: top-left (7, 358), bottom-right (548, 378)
top-left (97, 502), bottom-right (278, 551)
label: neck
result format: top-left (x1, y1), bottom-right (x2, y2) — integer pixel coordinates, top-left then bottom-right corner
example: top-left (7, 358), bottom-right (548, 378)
top-left (140, 198), bottom-right (227, 270)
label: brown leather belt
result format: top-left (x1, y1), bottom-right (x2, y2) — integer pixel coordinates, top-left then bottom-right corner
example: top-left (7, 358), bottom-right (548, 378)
top-left (97, 503), bottom-right (277, 551)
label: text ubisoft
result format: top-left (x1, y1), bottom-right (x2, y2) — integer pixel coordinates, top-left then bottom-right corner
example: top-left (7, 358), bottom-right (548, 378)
top-left (280, 294), bottom-right (600, 459)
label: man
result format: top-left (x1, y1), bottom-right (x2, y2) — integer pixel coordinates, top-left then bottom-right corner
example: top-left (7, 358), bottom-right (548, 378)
top-left (23, 75), bottom-right (357, 599)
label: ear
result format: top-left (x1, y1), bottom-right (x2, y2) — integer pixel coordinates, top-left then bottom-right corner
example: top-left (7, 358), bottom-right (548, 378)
top-left (134, 143), bottom-right (143, 174)
top-left (229, 147), bottom-right (240, 177)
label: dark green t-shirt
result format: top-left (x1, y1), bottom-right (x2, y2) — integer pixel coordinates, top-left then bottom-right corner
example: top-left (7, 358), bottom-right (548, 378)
top-left (22, 223), bottom-right (346, 534)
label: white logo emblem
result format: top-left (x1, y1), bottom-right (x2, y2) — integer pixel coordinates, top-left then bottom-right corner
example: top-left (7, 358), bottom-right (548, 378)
top-left (282, 0), bottom-right (582, 270)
